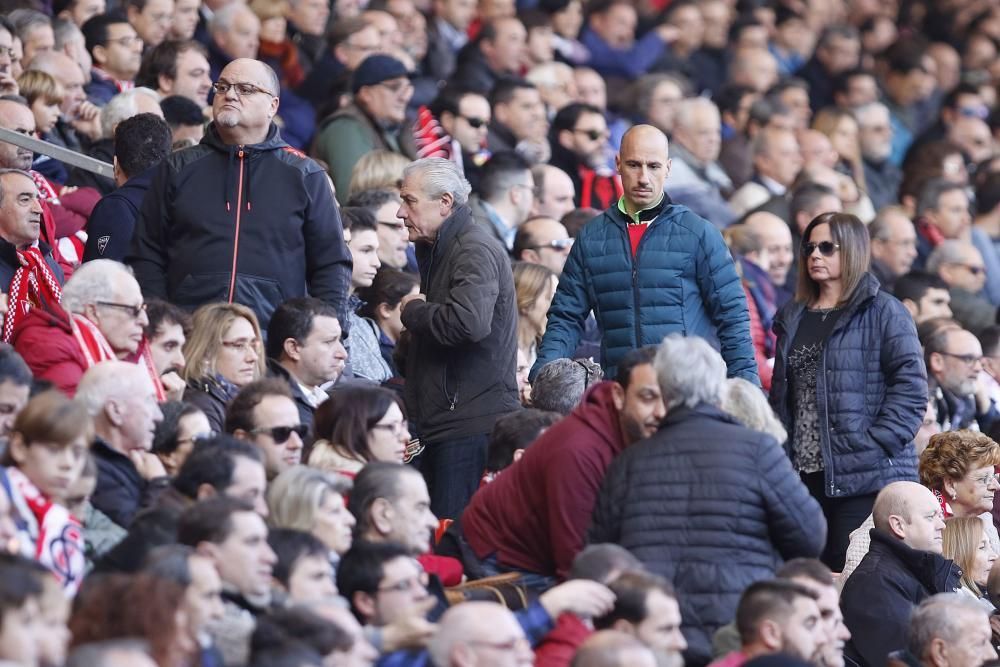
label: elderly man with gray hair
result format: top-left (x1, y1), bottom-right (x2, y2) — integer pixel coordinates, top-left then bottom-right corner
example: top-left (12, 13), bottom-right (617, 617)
top-left (926, 239), bottom-right (997, 336)
top-left (589, 333), bottom-right (825, 666)
top-left (395, 156), bottom-right (521, 519)
top-left (888, 593), bottom-right (996, 667)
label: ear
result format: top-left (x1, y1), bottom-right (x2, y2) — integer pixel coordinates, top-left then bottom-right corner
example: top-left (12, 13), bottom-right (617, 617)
top-left (610, 618), bottom-right (636, 636)
top-left (268, 93), bottom-right (280, 119)
top-left (758, 619), bottom-right (782, 651)
top-left (927, 637), bottom-right (949, 667)
top-left (902, 298), bottom-right (919, 320)
top-left (439, 191), bottom-right (455, 216)
top-left (614, 152), bottom-right (622, 174)
top-left (92, 44), bottom-right (108, 67)
top-left (233, 428), bottom-right (251, 441)
top-left (370, 497), bottom-right (394, 536)
top-left (282, 336), bottom-right (302, 363)
top-left (929, 351), bottom-right (945, 375)
top-left (439, 110), bottom-right (456, 134)
top-left (452, 644), bottom-right (478, 667)
top-left (157, 73), bottom-right (174, 95)
top-left (105, 398), bottom-right (125, 428)
top-left (887, 513), bottom-right (908, 541)
top-left (610, 381), bottom-right (626, 412)
top-left (521, 248), bottom-right (542, 264)
top-left (353, 590), bottom-right (377, 623)
top-left (195, 541), bottom-right (219, 563)
top-left (375, 302), bottom-right (395, 321)
top-left (8, 434), bottom-right (27, 466)
top-left (942, 478), bottom-right (957, 500)
top-left (558, 128), bottom-right (574, 150)
top-left (196, 483), bottom-right (217, 501)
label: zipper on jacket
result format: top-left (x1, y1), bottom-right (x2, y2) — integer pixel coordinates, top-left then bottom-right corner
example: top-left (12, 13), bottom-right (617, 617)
top-left (623, 221), bottom-right (654, 348)
top-left (227, 147), bottom-right (245, 303)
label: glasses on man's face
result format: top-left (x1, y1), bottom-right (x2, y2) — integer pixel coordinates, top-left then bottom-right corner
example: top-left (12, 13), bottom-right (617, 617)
top-left (460, 115), bottom-right (488, 129)
top-left (952, 263), bottom-right (986, 277)
top-left (0, 46), bottom-right (13, 59)
top-left (250, 423), bottom-right (308, 444)
top-left (377, 570), bottom-right (428, 594)
top-left (176, 430), bottom-right (218, 447)
top-left (212, 81), bottom-right (275, 98)
top-left (532, 238), bottom-right (574, 251)
top-left (801, 241), bottom-right (840, 257)
top-left (938, 351), bottom-right (983, 366)
top-left (96, 301), bottom-right (147, 318)
top-left (573, 128), bottom-right (608, 141)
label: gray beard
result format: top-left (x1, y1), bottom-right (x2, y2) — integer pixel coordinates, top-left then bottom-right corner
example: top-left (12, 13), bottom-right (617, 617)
top-left (215, 111), bottom-right (240, 128)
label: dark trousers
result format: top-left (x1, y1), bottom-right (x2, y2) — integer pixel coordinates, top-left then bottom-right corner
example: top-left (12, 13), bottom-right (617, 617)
top-left (803, 471), bottom-right (876, 572)
top-left (421, 432), bottom-right (490, 520)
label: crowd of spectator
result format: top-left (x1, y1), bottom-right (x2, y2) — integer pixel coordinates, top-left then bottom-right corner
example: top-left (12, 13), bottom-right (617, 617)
top-left (0, 0), bottom-right (999, 666)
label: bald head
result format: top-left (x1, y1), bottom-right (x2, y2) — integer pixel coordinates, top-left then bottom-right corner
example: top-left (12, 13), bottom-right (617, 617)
top-left (616, 125), bottom-right (670, 213)
top-left (571, 630), bottom-right (658, 667)
top-left (0, 100), bottom-right (36, 170)
top-left (621, 124), bottom-right (668, 158)
top-left (743, 211), bottom-right (793, 286)
top-left (872, 481), bottom-right (944, 553)
top-left (428, 602), bottom-right (531, 667)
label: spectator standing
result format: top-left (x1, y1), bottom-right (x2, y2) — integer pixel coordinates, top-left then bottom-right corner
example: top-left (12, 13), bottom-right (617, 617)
top-left (770, 212), bottom-right (927, 571)
top-left (590, 335), bottom-right (824, 665)
top-left (532, 124), bottom-right (758, 382)
top-left (128, 58), bottom-right (352, 330)
top-left (395, 157), bottom-right (520, 518)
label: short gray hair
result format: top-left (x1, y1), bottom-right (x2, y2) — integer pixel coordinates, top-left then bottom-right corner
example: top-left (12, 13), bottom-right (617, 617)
top-left (525, 61), bottom-right (573, 90)
top-left (100, 87), bottom-right (160, 138)
top-left (852, 101), bottom-right (889, 128)
top-left (52, 17), bottom-right (83, 51)
top-left (61, 259), bottom-right (135, 314)
top-left (675, 96), bottom-right (719, 132)
top-left (653, 334), bottom-right (726, 410)
top-left (868, 205), bottom-right (910, 242)
top-left (209, 3), bottom-right (257, 36)
top-left (403, 157), bottom-right (472, 206)
top-left (722, 377), bottom-right (786, 443)
top-left (0, 168), bottom-right (35, 207)
top-left (531, 358), bottom-right (603, 415)
top-left (926, 239), bottom-right (975, 275)
top-left (76, 360), bottom-right (152, 416)
top-left (907, 593), bottom-right (989, 659)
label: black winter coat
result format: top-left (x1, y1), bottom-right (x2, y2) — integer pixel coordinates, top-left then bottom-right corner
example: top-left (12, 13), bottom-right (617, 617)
top-left (588, 403), bottom-right (826, 666)
top-left (841, 529), bottom-right (962, 667)
top-left (399, 204), bottom-right (521, 441)
top-left (770, 272), bottom-right (927, 498)
top-left (127, 123), bottom-right (352, 330)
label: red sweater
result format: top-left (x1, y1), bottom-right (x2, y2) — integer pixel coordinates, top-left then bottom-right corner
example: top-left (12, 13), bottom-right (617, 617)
top-left (461, 382), bottom-right (627, 579)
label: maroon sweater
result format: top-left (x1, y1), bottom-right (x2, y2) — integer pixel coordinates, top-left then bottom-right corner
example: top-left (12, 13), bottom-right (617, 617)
top-left (461, 382), bottom-right (627, 579)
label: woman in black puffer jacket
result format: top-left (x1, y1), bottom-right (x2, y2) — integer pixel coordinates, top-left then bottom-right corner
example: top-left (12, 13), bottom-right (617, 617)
top-left (770, 211), bottom-right (927, 571)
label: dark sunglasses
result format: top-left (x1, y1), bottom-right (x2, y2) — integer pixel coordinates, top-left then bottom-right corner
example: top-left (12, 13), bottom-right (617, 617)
top-left (801, 241), bottom-right (840, 257)
top-left (250, 424), bottom-right (308, 443)
top-left (574, 128), bottom-right (607, 141)
top-left (461, 116), bottom-right (488, 129)
top-left (533, 238), bottom-right (574, 250)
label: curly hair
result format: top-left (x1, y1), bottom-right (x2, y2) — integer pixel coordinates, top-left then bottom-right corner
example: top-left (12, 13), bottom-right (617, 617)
top-left (919, 430), bottom-right (1000, 491)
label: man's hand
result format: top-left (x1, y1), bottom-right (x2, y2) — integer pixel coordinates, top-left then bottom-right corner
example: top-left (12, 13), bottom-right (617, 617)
top-left (539, 580), bottom-right (616, 620)
top-left (0, 73), bottom-right (18, 96)
top-left (400, 292), bottom-right (426, 312)
top-left (161, 371), bottom-right (186, 403)
top-left (71, 101), bottom-right (102, 141)
top-left (380, 596), bottom-right (438, 651)
top-left (655, 24), bottom-right (680, 43)
top-left (129, 450), bottom-right (168, 480)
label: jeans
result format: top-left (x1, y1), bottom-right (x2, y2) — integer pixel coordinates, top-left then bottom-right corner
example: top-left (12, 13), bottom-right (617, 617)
top-left (803, 471), bottom-right (877, 572)
top-left (421, 432), bottom-right (490, 520)
top-left (480, 554), bottom-right (558, 593)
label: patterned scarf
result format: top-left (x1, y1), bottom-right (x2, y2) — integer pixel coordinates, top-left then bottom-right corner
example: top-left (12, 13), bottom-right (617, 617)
top-left (6, 467), bottom-right (85, 595)
top-left (70, 314), bottom-right (115, 367)
top-left (2, 246), bottom-right (62, 343)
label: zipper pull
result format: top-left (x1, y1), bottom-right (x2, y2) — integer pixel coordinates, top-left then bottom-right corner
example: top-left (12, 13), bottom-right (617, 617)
top-left (449, 396), bottom-right (457, 411)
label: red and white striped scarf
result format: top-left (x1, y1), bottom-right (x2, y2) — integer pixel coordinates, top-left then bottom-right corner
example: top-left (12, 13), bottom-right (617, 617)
top-left (69, 314), bottom-right (115, 368)
top-left (2, 246), bottom-right (63, 343)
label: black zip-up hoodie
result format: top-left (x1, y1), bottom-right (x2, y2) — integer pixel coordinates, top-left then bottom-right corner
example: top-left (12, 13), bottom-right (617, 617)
top-left (128, 122), bottom-right (352, 329)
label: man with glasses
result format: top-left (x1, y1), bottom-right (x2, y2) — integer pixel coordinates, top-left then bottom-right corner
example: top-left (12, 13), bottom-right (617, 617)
top-left (313, 53), bottom-right (416, 203)
top-left (868, 206), bottom-right (917, 292)
top-left (855, 102), bottom-right (900, 211)
top-left (126, 0), bottom-right (174, 49)
top-left (924, 323), bottom-right (999, 433)
top-left (513, 216), bottom-right (573, 275)
top-left (429, 602), bottom-right (535, 667)
top-left (427, 87), bottom-right (491, 189)
top-left (347, 189), bottom-right (414, 272)
top-left (128, 57), bottom-right (351, 330)
top-left (531, 163), bottom-right (576, 222)
top-left (82, 13), bottom-right (144, 105)
top-left (225, 378), bottom-right (306, 480)
top-left (550, 102), bottom-right (621, 211)
top-left (927, 241), bottom-right (996, 337)
top-left (470, 151), bottom-right (535, 250)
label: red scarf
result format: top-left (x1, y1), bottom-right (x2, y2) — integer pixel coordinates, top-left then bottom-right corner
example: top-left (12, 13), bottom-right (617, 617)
top-left (92, 67), bottom-right (134, 94)
top-left (3, 247), bottom-right (62, 343)
top-left (70, 314), bottom-right (115, 367)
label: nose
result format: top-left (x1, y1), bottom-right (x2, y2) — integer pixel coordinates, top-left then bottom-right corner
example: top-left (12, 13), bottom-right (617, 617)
top-left (989, 475), bottom-right (999, 490)
top-left (246, 345), bottom-right (259, 362)
top-left (334, 341), bottom-right (347, 360)
top-left (137, 307), bottom-right (149, 327)
top-left (29, 198), bottom-right (42, 214)
top-left (256, 496), bottom-right (269, 517)
top-left (652, 400), bottom-right (666, 421)
top-left (287, 432), bottom-right (303, 452)
top-left (399, 424), bottom-right (411, 444)
top-left (173, 349), bottom-right (186, 372)
top-left (263, 543), bottom-right (277, 565)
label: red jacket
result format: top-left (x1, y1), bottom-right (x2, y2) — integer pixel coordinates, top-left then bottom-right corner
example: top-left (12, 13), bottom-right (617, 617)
top-left (461, 382), bottom-right (627, 579)
top-left (11, 301), bottom-right (88, 396)
top-left (534, 613), bottom-right (592, 667)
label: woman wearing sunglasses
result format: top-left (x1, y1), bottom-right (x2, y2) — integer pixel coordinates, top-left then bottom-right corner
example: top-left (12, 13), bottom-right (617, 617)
top-left (150, 401), bottom-right (214, 476)
top-left (770, 211), bottom-right (927, 571)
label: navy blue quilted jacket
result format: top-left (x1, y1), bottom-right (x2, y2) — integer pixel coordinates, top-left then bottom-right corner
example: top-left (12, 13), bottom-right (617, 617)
top-left (588, 403), bottom-right (825, 666)
top-left (529, 199), bottom-right (758, 382)
top-left (770, 272), bottom-right (927, 498)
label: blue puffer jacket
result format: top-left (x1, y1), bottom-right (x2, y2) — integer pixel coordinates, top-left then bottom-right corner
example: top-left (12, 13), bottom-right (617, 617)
top-left (531, 199), bottom-right (758, 382)
top-left (770, 272), bottom-right (928, 498)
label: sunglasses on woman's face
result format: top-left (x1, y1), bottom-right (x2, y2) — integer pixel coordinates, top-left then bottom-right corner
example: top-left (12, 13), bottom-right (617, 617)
top-left (801, 241), bottom-right (840, 257)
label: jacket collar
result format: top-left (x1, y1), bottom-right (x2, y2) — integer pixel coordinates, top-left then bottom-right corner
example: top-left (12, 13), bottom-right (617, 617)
top-left (869, 528), bottom-right (961, 593)
top-left (660, 402), bottom-right (740, 429)
top-left (774, 271), bottom-right (881, 335)
top-left (201, 121), bottom-right (287, 153)
top-left (611, 192), bottom-right (672, 227)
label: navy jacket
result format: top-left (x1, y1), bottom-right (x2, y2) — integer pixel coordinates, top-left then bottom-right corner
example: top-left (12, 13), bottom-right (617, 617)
top-left (841, 529), bottom-right (962, 667)
top-left (589, 403), bottom-right (826, 666)
top-left (127, 122), bottom-right (352, 330)
top-left (83, 168), bottom-right (155, 262)
top-left (532, 198), bottom-right (758, 382)
top-left (91, 439), bottom-right (167, 529)
top-left (770, 273), bottom-right (927, 498)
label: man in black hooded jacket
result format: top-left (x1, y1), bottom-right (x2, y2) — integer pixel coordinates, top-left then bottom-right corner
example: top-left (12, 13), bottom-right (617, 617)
top-left (127, 58), bottom-right (352, 329)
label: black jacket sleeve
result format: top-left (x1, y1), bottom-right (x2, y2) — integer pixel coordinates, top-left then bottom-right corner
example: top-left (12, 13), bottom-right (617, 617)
top-left (301, 169), bottom-right (352, 325)
top-left (126, 162), bottom-right (172, 300)
top-left (83, 194), bottom-right (136, 262)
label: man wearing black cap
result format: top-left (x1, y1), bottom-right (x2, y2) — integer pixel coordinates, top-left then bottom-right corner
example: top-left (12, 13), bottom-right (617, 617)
top-left (313, 53), bottom-right (418, 204)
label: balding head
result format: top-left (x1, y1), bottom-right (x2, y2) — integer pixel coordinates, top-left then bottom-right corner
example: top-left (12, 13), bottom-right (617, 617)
top-left (616, 125), bottom-right (670, 213)
top-left (428, 602), bottom-right (532, 667)
top-left (799, 129), bottom-right (837, 169)
top-left (571, 630), bottom-right (658, 667)
top-left (0, 100), bottom-right (36, 170)
top-left (76, 360), bottom-right (164, 454)
top-left (872, 481), bottom-right (945, 553)
top-left (743, 211), bottom-right (793, 286)
top-left (25, 49), bottom-right (86, 116)
top-left (514, 216), bottom-right (572, 274)
top-left (673, 97), bottom-right (720, 164)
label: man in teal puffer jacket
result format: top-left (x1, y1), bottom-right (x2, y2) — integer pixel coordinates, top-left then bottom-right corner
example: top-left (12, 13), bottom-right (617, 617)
top-left (530, 124), bottom-right (758, 383)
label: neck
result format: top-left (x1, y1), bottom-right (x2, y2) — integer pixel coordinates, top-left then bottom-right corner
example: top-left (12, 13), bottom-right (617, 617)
top-left (96, 424), bottom-right (129, 456)
top-left (280, 361), bottom-right (317, 391)
top-left (814, 280), bottom-right (842, 308)
top-left (487, 199), bottom-right (517, 229)
top-left (742, 643), bottom-right (773, 661)
top-left (217, 125), bottom-right (269, 146)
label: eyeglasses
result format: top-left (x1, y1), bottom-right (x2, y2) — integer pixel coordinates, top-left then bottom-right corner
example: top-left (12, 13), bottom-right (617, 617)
top-left (0, 46), bottom-right (13, 59)
top-left (377, 570), bottom-right (428, 593)
top-left (801, 241), bottom-right (840, 257)
top-left (972, 472), bottom-right (1000, 486)
top-left (106, 35), bottom-right (143, 48)
top-left (460, 115), bottom-right (488, 129)
top-left (96, 301), bottom-right (147, 318)
top-left (573, 128), bottom-right (609, 141)
top-left (373, 420), bottom-right (408, 436)
top-left (532, 238), bottom-right (574, 251)
top-left (575, 359), bottom-right (599, 391)
top-left (950, 263), bottom-right (986, 276)
top-left (220, 338), bottom-right (261, 354)
top-left (176, 431), bottom-right (218, 447)
top-left (212, 81), bottom-right (276, 98)
top-left (937, 351), bottom-right (982, 366)
top-left (250, 423), bottom-right (308, 443)
top-left (958, 105), bottom-right (989, 120)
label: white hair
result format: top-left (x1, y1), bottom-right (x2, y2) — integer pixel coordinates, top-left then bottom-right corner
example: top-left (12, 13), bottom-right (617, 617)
top-left (852, 101), bottom-right (890, 128)
top-left (428, 603), bottom-right (518, 667)
top-left (403, 157), bottom-right (472, 206)
top-left (722, 377), bottom-right (786, 443)
top-left (525, 61), bottom-right (573, 90)
top-left (210, 3), bottom-right (257, 35)
top-left (926, 239), bottom-right (976, 275)
top-left (907, 593), bottom-right (990, 659)
top-left (100, 87), bottom-right (161, 138)
top-left (75, 361), bottom-right (152, 417)
top-left (653, 334), bottom-right (726, 410)
top-left (61, 259), bottom-right (136, 315)
top-left (674, 96), bottom-right (719, 131)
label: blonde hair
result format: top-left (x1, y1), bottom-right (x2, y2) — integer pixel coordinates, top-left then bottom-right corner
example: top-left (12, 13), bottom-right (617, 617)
top-left (267, 465), bottom-right (351, 531)
top-left (942, 516), bottom-right (988, 596)
top-left (513, 261), bottom-right (557, 349)
top-left (182, 302), bottom-right (265, 383)
top-left (811, 107), bottom-right (856, 142)
top-left (249, 0), bottom-right (288, 21)
top-left (348, 150), bottom-right (410, 197)
top-left (16, 70), bottom-right (63, 106)
top-left (722, 377), bottom-right (787, 443)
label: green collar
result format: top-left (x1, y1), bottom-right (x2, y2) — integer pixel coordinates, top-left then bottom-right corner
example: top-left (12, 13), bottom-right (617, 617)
top-left (617, 193), bottom-right (665, 224)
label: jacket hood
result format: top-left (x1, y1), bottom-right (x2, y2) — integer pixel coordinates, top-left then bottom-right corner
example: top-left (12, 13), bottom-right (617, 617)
top-left (9, 296), bottom-right (72, 344)
top-left (201, 122), bottom-right (289, 212)
top-left (201, 122), bottom-right (288, 153)
top-left (570, 382), bottom-right (627, 452)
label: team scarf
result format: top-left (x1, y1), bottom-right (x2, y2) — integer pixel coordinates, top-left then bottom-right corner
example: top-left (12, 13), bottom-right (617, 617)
top-left (2, 246), bottom-right (63, 343)
top-left (70, 313), bottom-right (115, 367)
top-left (6, 467), bottom-right (85, 595)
